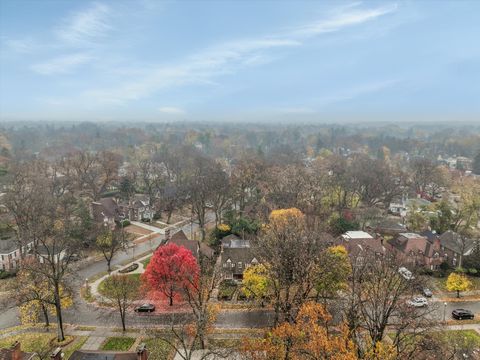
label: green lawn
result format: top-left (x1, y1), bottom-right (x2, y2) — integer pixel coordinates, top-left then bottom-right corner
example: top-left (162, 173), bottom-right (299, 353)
top-left (143, 338), bottom-right (174, 360)
top-left (430, 274), bottom-right (480, 292)
top-left (98, 273), bottom-right (141, 297)
top-left (101, 337), bottom-right (136, 351)
top-left (388, 329), bottom-right (480, 350)
top-left (218, 280), bottom-right (237, 300)
top-left (141, 256), bottom-right (151, 269)
top-left (0, 333), bottom-right (55, 353)
top-left (440, 330), bottom-right (480, 345)
top-left (0, 333), bottom-right (74, 355)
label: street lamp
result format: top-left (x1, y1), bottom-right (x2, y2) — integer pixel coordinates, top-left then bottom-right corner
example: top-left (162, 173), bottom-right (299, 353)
top-left (443, 302), bottom-right (447, 323)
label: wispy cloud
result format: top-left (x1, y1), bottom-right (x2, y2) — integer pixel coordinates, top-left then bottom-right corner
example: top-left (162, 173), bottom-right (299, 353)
top-left (292, 3), bottom-right (398, 38)
top-left (158, 107), bottom-right (186, 115)
top-left (31, 53), bottom-right (93, 75)
top-left (81, 3), bottom-right (397, 105)
top-left (56, 2), bottom-right (112, 45)
top-left (316, 79), bottom-right (401, 107)
top-left (2, 38), bottom-right (36, 53)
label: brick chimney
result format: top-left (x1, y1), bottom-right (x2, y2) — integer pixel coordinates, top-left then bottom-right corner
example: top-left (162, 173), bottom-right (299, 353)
top-left (50, 347), bottom-right (63, 360)
top-left (11, 341), bottom-right (21, 360)
top-left (136, 343), bottom-right (148, 360)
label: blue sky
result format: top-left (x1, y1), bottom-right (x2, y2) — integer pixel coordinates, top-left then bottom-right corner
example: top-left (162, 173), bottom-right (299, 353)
top-left (0, 0), bottom-right (479, 122)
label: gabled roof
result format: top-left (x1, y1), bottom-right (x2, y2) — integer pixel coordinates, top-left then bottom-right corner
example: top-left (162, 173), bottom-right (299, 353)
top-left (92, 197), bottom-right (123, 220)
top-left (389, 233), bottom-right (439, 259)
top-left (221, 247), bottom-right (255, 264)
top-left (439, 230), bottom-right (475, 255)
top-left (168, 230), bottom-right (214, 259)
top-left (0, 238), bottom-right (18, 254)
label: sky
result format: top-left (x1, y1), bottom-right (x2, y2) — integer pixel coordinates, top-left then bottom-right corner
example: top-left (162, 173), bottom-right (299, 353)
top-left (0, 0), bottom-right (479, 122)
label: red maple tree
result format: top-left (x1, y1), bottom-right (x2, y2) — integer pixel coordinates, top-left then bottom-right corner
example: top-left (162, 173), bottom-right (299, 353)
top-left (143, 243), bottom-right (199, 306)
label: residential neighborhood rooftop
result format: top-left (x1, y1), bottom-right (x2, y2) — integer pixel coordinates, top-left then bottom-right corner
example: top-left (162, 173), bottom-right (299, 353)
top-left (342, 231), bottom-right (374, 240)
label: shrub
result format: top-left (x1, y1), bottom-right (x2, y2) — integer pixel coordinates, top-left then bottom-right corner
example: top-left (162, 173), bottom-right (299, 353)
top-left (419, 268), bottom-right (433, 276)
top-left (118, 263), bottom-right (139, 273)
top-left (0, 270), bottom-right (15, 279)
top-left (100, 190), bottom-right (119, 198)
top-left (467, 268), bottom-right (478, 276)
top-left (119, 219), bottom-right (130, 227)
top-left (218, 279), bottom-right (237, 301)
top-left (439, 261), bottom-right (451, 272)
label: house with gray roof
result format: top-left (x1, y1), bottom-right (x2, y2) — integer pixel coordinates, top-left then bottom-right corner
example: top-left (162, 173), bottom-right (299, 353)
top-left (219, 234), bottom-right (259, 281)
top-left (0, 236), bottom-right (33, 272)
top-left (438, 230), bottom-right (475, 267)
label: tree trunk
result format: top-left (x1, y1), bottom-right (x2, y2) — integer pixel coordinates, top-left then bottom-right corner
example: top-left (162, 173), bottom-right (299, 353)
top-left (457, 290), bottom-right (460, 298)
top-left (41, 304), bottom-right (50, 327)
top-left (107, 259), bottom-right (111, 273)
top-left (54, 285), bottom-right (65, 342)
top-left (169, 294), bottom-right (173, 306)
top-left (121, 311), bottom-right (126, 331)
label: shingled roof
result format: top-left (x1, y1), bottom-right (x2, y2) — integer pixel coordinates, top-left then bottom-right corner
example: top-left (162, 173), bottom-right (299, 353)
top-left (167, 230), bottom-right (214, 259)
top-left (439, 230), bottom-right (475, 255)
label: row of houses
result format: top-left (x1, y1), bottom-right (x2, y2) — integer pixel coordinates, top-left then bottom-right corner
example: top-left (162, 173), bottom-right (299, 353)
top-left (339, 229), bottom-right (476, 270)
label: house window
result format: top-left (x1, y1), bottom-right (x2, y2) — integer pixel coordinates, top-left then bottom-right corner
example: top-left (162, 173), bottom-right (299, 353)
top-left (238, 262), bottom-right (242, 269)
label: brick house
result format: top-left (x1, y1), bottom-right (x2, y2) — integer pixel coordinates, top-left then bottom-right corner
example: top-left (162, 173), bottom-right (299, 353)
top-left (388, 232), bottom-right (443, 270)
top-left (220, 234), bottom-right (259, 281)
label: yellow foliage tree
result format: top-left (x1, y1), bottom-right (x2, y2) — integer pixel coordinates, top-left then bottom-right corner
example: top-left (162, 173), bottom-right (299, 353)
top-left (363, 341), bottom-right (397, 360)
top-left (446, 272), bottom-right (473, 298)
top-left (315, 245), bottom-right (351, 302)
top-left (242, 264), bottom-right (270, 304)
top-left (242, 302), bottom-right (358, 360)
top-left (16, 269), bottom-right (73, 326)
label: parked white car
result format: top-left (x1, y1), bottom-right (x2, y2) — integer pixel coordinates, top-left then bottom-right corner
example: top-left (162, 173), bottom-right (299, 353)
top-left (407, 297), bottom-right (428, 308)
top-left (398, 267), bottom-right (415, 280)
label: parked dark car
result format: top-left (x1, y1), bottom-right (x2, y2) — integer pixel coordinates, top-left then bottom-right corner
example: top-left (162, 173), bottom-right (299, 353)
top-left (134, 304), bottom-right (155, 313)
top-left (422, 287), bottom-right (433, 297)
top-left (451, 309), bottom-right (474, 320)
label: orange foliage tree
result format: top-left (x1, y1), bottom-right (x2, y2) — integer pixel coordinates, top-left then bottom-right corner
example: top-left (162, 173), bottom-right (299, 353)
top-left (242, 302), bottom-right (358, 360)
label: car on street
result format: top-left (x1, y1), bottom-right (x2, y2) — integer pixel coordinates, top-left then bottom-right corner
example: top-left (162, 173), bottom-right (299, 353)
top-left (422, 287), bottom-right (433, 297)
top-left (134, 304), bottom-right (156, 313)
top-left (407, 297), bottom-right (428, 307)
top-left (451, 309), bottom-right (474, 320)
top-left (398, 267), bottom-right (414, 280)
